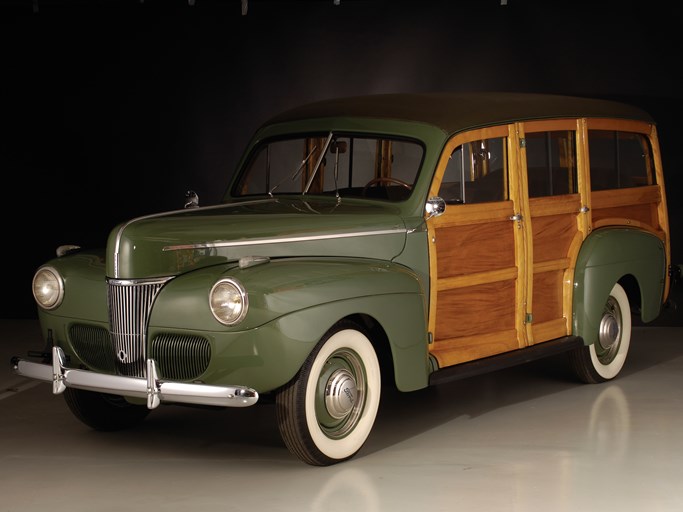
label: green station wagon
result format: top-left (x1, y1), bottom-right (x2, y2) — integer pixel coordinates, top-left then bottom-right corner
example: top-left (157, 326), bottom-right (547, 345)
top-left (14, 92), bottom-right (671, 465)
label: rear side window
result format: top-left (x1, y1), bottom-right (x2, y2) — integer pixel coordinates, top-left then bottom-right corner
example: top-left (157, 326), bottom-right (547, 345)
top-left (526, 130), bottom-right (578, 197)
top-left (588, 131), bottom-right (654, 190)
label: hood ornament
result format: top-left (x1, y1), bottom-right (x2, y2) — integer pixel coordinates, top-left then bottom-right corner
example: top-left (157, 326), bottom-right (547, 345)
top-left (185, 190), bottom-right (199, 208)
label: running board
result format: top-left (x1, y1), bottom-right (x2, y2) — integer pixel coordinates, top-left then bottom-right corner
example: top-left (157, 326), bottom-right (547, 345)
top-left (428, 336), bottom-right (584, 386)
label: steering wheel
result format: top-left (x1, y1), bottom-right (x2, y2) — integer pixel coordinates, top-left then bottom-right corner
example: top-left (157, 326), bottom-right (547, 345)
top-left (362, 177), bottom-right (412, 195)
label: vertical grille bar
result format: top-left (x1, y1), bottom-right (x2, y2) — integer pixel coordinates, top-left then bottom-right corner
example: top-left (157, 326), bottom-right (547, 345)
top-left (107, 277), bottom-right (172, 377)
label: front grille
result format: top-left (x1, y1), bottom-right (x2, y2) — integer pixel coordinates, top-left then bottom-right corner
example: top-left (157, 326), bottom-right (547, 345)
top-left (73, 277), bottom-right (210, 382)
top-left (69, 324), bottom-right (116, 373)
top-left (107, 277), bottom-right (172, 377)
top-left (150, 333), bottom-right (211, 381)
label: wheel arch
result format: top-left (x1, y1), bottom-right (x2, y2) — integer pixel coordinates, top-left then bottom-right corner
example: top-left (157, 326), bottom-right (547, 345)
top-left (572, 227), bottom-right (667, 346)
top-left (343, 313), bottom-right (398, 391)
top-left (617, 273), bottom-right (641, 316)
top-left (285, 292), bottom-right (430, 393)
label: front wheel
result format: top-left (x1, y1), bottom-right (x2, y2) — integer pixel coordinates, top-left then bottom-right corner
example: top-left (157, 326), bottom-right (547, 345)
top-left (276, 321), bottom-right (381, 466)
top-left (64, 388), bottom-right (150, 431)
top-left (569, 282), bottom-right (632, 384)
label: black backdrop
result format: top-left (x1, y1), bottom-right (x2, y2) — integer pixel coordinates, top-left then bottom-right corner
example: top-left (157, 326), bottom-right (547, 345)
top-left (2, 0), bottom-right (682, 322)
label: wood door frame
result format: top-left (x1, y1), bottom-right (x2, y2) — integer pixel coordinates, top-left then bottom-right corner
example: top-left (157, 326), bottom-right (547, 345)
top-left (426, 124), bottom-right (530, 367)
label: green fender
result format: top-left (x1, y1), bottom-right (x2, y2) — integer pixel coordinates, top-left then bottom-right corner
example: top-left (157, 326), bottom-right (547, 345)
top-left (572, 227), bottom-right (666, 345)
top-left (148, 257), bottom-right (430, 392)
top-left (264, 293), bottom-right (430, 392)
top-left (35, 250), bottom-right (109, 323)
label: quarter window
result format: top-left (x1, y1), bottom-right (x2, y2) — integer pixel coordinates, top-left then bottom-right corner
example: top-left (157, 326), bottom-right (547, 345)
top-left (588, 130), bottom-right (654, 190)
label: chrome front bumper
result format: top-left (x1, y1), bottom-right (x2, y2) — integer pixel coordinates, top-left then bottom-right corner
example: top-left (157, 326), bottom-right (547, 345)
top-left (12, 346), bottom-right (259, 409)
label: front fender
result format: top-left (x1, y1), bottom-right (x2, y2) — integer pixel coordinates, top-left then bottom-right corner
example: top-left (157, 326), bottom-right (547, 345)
top-left (147, 258), bottom-right (429, 392)
top-left (35, 250), bottom-right (109, 323)
top-left (148, 257), bottom-right (423, 331)
top-left (197, 293), bottom-right (429, 393)
top-left (573, 227), bottom-right (666, 345)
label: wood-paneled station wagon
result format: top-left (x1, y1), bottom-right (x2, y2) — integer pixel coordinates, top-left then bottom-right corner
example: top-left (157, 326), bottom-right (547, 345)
top-left (14, 92), bottom-right (671, 465)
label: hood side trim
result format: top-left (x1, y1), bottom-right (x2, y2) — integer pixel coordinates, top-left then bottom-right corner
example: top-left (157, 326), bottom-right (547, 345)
top-left (162, 228), bottom-right (406, 252)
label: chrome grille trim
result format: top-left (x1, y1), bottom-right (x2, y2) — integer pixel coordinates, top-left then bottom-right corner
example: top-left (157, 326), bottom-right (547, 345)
top-left (107, 277), bottom-right (173, 378)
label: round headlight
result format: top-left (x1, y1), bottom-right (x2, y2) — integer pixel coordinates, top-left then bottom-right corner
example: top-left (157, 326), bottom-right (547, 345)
top-left (209, 278), bottom-right (248, 326)
top-left (32, 266), bottom-right (64, 310)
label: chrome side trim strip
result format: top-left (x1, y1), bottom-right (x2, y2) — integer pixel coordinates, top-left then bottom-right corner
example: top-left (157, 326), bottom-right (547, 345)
top-left (13, 347), bottom-right (259, 409)
top-left (162, 227), bottom-right (406, 252)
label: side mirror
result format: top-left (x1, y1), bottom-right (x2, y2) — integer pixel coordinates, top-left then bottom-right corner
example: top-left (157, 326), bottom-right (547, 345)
top-left (425, 196), bottom-right (446, 219)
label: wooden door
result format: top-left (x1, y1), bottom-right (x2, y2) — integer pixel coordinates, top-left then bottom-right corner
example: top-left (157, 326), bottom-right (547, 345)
top-left (522, 119), bottom-right (587, 344)
top-left (427, 125), bottom-right (530, 368)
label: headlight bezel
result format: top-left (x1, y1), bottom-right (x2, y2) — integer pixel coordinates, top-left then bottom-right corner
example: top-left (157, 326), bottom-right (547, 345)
top-left (209, 277), bottom-right (249, 326)
top-left (32, 266), bottom-right (65, 310)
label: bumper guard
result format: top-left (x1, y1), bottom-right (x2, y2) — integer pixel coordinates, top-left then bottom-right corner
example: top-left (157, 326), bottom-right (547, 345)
top-left (12, 346), bottom-right (259, 409)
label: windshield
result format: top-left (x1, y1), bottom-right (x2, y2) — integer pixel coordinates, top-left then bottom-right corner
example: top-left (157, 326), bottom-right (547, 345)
top-left (233, 133), bottom-right (424, 202)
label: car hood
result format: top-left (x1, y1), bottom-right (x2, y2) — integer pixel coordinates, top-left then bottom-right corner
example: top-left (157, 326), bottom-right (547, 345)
top-left (106, 197), bottom-right (410, 279)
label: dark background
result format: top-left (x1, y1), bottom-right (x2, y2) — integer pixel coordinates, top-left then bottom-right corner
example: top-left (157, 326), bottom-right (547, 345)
top-left (2, 0), bottom-right (682, 323)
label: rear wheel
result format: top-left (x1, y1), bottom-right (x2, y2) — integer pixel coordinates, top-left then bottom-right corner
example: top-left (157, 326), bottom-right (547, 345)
top-left (64, 388), bottom-right (150, 431)
top-left (569, 283), bottom-right (632, 383)
top-left (276, 320), bottom-right (381, 466)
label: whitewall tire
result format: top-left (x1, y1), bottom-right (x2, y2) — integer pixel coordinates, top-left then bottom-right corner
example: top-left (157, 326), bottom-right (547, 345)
top-left (276, 320), bottom-right (381, 466)
top-left (570, 283), bottom-right (632, 383)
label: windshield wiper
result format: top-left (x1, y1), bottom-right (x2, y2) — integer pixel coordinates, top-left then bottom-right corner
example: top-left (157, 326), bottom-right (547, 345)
top-left (303, 132), bottom-right (334, 195)
top-left (268, 145), bottom-right (318, 197)
top-left (328, 137), bottom-right (344, 202)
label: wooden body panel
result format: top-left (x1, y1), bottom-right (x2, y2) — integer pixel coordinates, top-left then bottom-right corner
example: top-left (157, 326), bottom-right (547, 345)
top-left (591, 186), bottom-right (663, 237)
top-left (426, 117), bottom-right (669, 370)
top-left (429, 203), bottom-right (520, 366)
top-left (528, 194), bottom-right (582, 343)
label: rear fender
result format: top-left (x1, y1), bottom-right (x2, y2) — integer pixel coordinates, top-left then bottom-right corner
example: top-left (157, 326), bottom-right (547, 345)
top-left (573, 228), bottom-right (666, 345)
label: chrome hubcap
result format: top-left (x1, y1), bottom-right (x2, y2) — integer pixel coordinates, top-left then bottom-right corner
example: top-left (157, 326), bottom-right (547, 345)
top-left (325, 368), bottom-right (358, 420)
top-left (316, 347), bottom-right (366, 439)
top-left (597, 296), bottom-right (621, 363)
top-left (599, 315), bottom-right (619, 350)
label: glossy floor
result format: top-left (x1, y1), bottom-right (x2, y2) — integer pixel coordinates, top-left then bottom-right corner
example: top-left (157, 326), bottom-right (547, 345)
top-left (2, 319), bottom-right (682, 512)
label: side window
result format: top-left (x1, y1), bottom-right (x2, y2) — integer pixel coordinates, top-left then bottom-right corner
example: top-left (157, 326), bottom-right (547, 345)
top-left (589, 130), bottom-right (654, 190)
top-left (526, 130), bottom-right (578, 197)
top-left (439, 137), bottom-right (508, 204)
